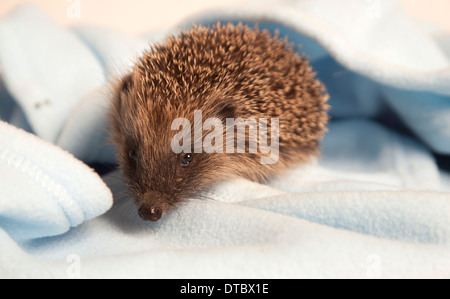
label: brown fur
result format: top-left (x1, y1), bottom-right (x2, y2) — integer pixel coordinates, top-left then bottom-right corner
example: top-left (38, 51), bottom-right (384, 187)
top-left (109, 22), bottom-right (329, 221)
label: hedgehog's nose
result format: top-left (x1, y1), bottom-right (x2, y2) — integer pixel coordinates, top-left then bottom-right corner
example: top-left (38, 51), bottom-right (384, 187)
top-left (138, 205), bottom-right (162, 221)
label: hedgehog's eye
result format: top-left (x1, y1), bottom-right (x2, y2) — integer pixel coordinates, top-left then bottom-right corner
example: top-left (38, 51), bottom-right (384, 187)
top-left (181, 153), bottom-right (193, 166)
top-left (129, 150), bottom-right (137, 163)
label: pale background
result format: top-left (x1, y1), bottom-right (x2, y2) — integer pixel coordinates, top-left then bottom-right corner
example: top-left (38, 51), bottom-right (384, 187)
top-left (0, 0), bottom-right (449, 34)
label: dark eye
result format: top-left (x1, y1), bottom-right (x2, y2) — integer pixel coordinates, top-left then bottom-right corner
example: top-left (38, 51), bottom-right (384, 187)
top-left (181, 153), bottom-right (193, 166)
top-left (129, 150), bottom-right (137, 162)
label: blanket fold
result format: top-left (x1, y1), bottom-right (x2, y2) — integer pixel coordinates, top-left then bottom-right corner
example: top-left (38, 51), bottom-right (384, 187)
top-left (0, 120), bottom-right (113, 241)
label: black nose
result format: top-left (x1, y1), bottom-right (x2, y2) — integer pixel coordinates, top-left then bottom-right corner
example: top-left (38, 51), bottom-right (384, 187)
top-left (138, 205), bottom-right (162, 221)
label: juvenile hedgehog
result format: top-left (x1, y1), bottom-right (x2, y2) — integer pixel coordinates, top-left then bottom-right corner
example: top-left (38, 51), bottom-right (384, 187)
top-left (109, 23), bottom-right (329, 221)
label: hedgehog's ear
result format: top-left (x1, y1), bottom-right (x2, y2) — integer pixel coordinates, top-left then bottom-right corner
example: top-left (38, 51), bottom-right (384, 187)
top-left (206, 88), bottom-right (237, 123)
top-left (217, 101), bottom-right (236, 120)
top-left (214, 100), bottom-right (236, 124)
top-left (113, 73), bottom-right (133, 113)
top-left (120, 73), bottom-right (133, 95)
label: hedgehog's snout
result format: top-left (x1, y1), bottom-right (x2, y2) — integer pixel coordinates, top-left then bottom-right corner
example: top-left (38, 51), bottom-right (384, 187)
top-left (137, 190), bottom-right (168, 221)
top-left (138, 204), bottom-right (162, 222)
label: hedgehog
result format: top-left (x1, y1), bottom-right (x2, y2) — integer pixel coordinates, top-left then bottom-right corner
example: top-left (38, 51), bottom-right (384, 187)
top-left (109, 22), bottom-right (329, 221)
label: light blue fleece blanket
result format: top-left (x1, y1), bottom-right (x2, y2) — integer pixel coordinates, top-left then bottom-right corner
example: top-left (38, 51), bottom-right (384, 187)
top-left (0, 0), bottom-right (449, 278)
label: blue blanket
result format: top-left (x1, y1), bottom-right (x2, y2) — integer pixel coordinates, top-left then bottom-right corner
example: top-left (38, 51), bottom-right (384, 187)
top-left (0, 0), bottom-right (449, 278)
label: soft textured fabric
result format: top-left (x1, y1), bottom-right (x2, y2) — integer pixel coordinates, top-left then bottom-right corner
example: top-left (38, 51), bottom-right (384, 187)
top-left (0, 1), bottom-right (449, 278)
top-left (0, 120), bottom-right (113, 242)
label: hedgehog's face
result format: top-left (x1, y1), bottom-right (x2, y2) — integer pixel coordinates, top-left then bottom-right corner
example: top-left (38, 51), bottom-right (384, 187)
top-left (122, 140), bottom-right (220, 222)
top-left (110, 74), bottom-right (236, 221)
